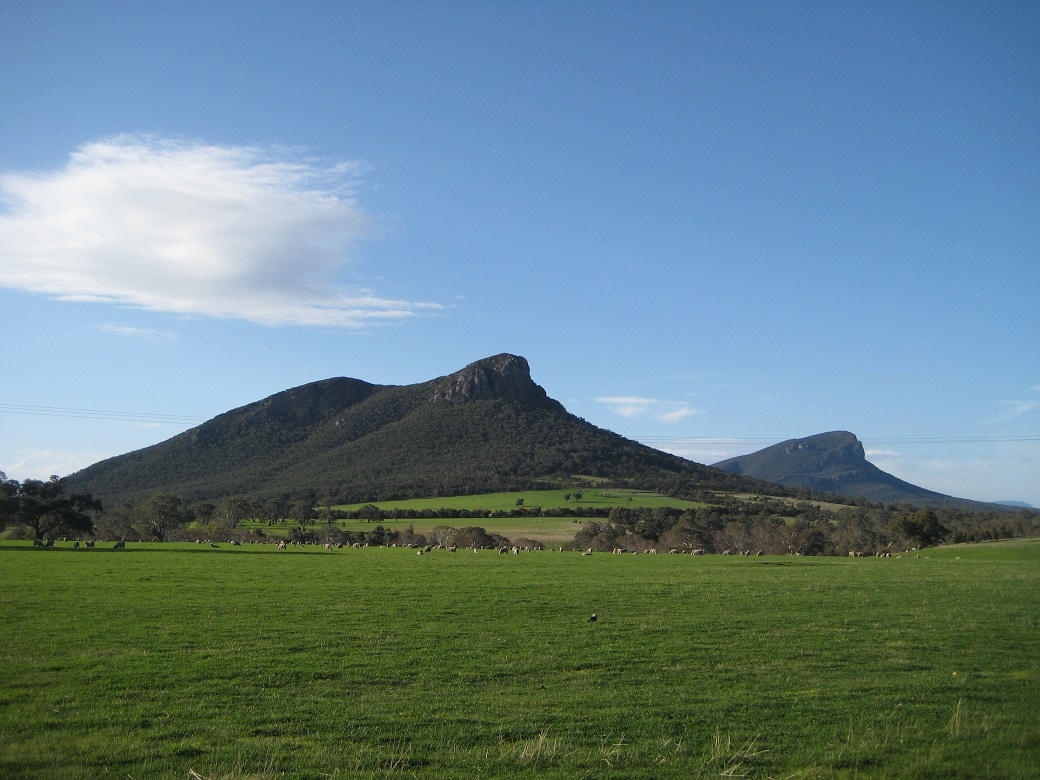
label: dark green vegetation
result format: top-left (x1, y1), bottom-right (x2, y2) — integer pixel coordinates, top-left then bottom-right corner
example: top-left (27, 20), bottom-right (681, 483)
top-left (62, 355), bottom-right (821, 506)
top-left (713, 431), bottom-right (1012, 511)
top-left (2, 539), bottom-right (1038, 779)
top-left (0, 474), bottom-right (100, 540)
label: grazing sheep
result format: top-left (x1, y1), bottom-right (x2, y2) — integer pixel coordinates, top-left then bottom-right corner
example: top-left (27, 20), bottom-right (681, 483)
top-left (113, 540), bottom-right (126, 550)
top-left (276, 540), bottom-right (286, 550)
top-left (324, 543), bottom-right (332, 551)
top-left (85, 540), bottom-right (95, 548)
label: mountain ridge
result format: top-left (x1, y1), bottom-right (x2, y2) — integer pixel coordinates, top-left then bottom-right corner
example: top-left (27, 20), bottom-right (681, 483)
top-left (712, 430), bottom-right (1012, 511)
top-left (66, 354), bottom-right (777, 505)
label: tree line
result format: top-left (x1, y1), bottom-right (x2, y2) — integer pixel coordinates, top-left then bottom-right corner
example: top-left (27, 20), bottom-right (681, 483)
top-left (563, 497), bottom-right (1040, 555)
top-left (5, 471), bottom-right (1036, 555)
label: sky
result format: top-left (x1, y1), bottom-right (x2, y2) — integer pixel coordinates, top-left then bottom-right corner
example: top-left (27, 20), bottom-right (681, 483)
top-left (1, 1), bottom-right (1037, 507)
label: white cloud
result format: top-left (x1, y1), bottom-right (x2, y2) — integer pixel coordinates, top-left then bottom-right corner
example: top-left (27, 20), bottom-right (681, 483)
top-left (1, 450), bottom-right (110, 482)
top-left (593, 396), bottom-right (703, 423)
top-left (0, 135), bottom-right (442, 327)
top-left (864, 447), bottom-right (901, 459)
top-left (98, 323), bottom-right (177, 342)
top-left (594, 396), bottom-right (658, 418)
top-left (659, 405), bottom-right (699, 423)
top-left (645, 438), bottom-right (753, 465)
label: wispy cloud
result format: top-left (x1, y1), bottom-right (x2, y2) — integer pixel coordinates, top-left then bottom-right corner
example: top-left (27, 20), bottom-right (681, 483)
top-left (985, 385), bottom-right (1040, 424)
top-left (98, 323), bottom-right (178, 342)
top-left (593, 396), bottom-right (702, 423)
top-left (0, 134), bottom-right (442, 327)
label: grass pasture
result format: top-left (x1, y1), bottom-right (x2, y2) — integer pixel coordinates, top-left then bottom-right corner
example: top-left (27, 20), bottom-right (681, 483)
top-left (332, 488), bottom-right (707, 513)
top-left (1, 539), bottom-right (1038, 779)
top-left (242, 489), bottom-right (709, 544)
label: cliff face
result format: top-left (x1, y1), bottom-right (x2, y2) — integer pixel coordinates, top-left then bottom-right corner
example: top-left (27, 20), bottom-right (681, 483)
top-left (429, 354), bottom-right (563, 410)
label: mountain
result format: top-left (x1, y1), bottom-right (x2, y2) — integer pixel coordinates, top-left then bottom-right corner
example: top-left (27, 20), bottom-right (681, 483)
top-left (65, 354), bottom-right (772, 506)
top-left (712, 431), bottom-right (1011, 510)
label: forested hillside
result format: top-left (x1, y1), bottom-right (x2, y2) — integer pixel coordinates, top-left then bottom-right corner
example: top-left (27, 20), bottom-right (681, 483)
top-left (65, 355), bottom-right (784, 506)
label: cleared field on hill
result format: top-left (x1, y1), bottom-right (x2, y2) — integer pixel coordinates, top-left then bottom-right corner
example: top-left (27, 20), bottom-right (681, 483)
top-left (334, 488), bottom-right (707, 513)
top-left (242, 489), bottom-right (711, 544)
top-left (2, 540), bottom-right (1037, 779)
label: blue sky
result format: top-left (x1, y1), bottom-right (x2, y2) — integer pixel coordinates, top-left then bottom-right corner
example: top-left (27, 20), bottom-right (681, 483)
top-left (1, 1), bottom-right (1037, 506)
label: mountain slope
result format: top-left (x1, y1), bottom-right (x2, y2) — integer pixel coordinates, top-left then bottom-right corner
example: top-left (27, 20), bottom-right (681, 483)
top-left (712, 431), bottom-right (1007, 510)
top-left (66, 354), bottom-right (767, 505)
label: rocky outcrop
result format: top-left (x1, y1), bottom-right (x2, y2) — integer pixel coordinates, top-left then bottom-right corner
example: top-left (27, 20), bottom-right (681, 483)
top-left (430, 354), bottom-right (561, 410)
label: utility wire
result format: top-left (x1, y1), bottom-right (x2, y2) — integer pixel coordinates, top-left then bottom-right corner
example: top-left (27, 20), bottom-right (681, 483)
top-left (0, 403), bottom-right (208, 425)
top-left (2, 403), bottom-right (1037, 443)
top-left (636, 435), bottom-right (1040, 445)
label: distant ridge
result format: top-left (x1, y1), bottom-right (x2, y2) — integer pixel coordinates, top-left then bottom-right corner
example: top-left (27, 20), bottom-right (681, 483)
top-left (65, 354), bottom-right (777, 505)
top-left (712, 431), bottom-right (1015, 511)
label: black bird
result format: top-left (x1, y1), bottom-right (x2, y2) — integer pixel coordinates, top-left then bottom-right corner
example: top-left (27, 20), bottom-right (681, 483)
top-left (588, 613), bottom-right (598, 623)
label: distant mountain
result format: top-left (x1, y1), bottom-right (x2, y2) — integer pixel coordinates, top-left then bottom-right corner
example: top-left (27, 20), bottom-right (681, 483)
top-left (712, 431), bottom-right (1014, 511)
top-left (66, 354), bottom-right (776, 506)
top-left (996, 501), bottom-right (1035, 509)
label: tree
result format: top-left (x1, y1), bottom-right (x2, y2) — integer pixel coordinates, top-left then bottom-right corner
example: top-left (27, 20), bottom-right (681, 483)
top-left (258, 497), bottom-right (290, 526)
top-left (290, 499), bottom-right (319, 527)
top-left (890, 509), bottom-right (949, 549)
top-left (0, 472), bottom-right (18, 532)
top-left (134, 492), bottom-right (189, 541)
top-left (213, 497), bottom-right (252, 529)
top-left (5, 475), bottom-right (102, 540)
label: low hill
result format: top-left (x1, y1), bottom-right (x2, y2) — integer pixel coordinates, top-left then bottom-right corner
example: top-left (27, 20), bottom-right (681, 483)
top-left (712, 431), bottom-right (1012, 511)
top-left (65, 354), bottom-right (780, 506)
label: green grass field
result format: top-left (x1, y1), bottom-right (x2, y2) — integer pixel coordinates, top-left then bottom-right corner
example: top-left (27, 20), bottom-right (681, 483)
top-left (242, 489), bottom-right (710, 544)
top-left (333, 488), bottom-right (707, 513)
top-left (2, 538), bottom-right (1037, 779)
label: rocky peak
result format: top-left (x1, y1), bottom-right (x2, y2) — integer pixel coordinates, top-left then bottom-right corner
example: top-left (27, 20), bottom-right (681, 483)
top-left (784, 431), bottom-right (865, 467)
top-left (431, 354), bottom-right (554, 406)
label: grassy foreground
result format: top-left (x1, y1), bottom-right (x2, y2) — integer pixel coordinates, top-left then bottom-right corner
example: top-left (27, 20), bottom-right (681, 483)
top-left (1, 539), bottom-right (1038, 779)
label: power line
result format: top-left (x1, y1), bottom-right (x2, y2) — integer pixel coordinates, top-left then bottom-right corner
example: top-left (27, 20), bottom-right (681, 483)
top-left (0, 403), bottom-right (208, 425)
top-left (2, 403), bottom-right (1037, 444)
top-left (636, 435), bottom-right (1040, 445)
